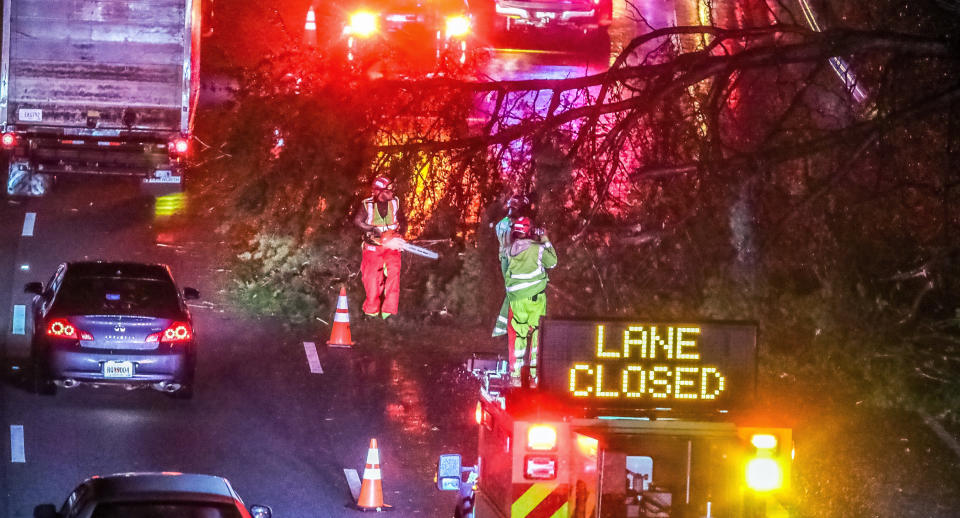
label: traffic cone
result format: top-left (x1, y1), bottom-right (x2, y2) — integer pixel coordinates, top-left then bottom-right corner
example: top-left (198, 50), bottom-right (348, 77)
top-left (327, 286), bottom-right (355, 348)
top-left (354, 438), bottom-right (392, 512)
top-left (303, 5), bottom-right (318, 47)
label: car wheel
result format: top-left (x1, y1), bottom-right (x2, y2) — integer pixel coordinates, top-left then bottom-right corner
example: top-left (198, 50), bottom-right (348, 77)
top-left (30, 347), bottom-right (56, 396)
top-left (32, 369), bottom-right (56, 396)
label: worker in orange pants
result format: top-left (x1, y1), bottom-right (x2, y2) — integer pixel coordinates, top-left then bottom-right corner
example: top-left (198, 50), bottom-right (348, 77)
top-left (355, 176), bottom-right (405, 320)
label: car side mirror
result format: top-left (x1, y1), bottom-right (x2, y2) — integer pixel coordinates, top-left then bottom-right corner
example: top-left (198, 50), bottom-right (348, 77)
top-left (34, 504), bottom-right (59, 518)
top-left (24, 282), bottom-right (43, 295)
top-left (249, 505), bottom-right (272, 518)
top-left (182, 287), bottom-right (200, 300)
top-left (437, 453), bottom-right (462, 491)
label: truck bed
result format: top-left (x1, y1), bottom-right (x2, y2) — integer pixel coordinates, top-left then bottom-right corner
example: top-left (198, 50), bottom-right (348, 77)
top-left (1, 0), bottom-right (193, 133)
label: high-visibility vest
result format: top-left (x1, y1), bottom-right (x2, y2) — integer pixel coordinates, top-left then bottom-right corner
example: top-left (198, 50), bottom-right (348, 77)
top-left (363, 197), bottom-right (400, 233)
top-left (504, 237), bottom-right (557, 301)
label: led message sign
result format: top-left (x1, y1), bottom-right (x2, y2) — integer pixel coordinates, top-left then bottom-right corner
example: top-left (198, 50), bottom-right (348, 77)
top-left (539, 320), bottom-right (757, 412)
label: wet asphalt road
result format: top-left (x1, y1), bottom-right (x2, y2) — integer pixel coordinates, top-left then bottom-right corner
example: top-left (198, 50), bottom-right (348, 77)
top-left (0, 180), bottom-right (476, 516)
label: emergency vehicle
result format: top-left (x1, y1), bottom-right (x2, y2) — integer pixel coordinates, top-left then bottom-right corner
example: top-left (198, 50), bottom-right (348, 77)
top-left (490, 0), bottom-right (613, 36)
top-left (438, 319), bottom-right (793, 518)
top-left (340, 0), bottom-right (475, 71)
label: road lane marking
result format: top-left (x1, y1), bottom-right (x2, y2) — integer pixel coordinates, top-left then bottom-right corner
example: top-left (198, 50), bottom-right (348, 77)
top-left (344, 468), bottom-right (361, 501)
top-left (10, 425), bottom-right (24, 463)
top-left (12, 305), bottom-right (26, 335)
top-left (303, 342), bottom-right (323, 374)
top-left (21, 212), bottom-right (36, 237)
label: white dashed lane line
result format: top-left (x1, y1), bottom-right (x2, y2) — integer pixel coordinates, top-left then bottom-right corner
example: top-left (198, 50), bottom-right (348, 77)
top-left (303, 342), bottom-right (323, 374)
top-left (10, 425), bottom-right (24, 463)
top-left (11, 305), bottom-right (26, 335)
top-left (21, 212), bottom-right (36, 237)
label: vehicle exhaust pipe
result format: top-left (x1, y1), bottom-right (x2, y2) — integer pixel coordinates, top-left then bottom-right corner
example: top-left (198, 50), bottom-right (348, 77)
top-left (154, 382), bottom-right (181, 393)
top-left (61, 378), bottom-right (78, 388)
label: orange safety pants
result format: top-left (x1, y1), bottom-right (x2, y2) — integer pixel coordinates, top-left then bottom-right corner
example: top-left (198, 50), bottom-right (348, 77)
top-left (361, 244), bottom-right (402, 316)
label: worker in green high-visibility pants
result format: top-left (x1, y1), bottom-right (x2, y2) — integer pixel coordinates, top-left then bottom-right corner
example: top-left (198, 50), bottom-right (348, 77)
top-left (503, 216), bottom-right (557, 386)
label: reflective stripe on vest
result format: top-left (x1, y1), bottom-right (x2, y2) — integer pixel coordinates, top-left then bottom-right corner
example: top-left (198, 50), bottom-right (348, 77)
top-left (508, 244), bottom-right (546, 281)
top-left (506, 278), bottom-right (545, 293)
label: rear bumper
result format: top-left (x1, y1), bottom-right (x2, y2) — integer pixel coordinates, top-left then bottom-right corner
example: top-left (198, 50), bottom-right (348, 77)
top-left (47, 347), bottom-right (194, 385)
top-left (2, 130), bottom-right (185, 177)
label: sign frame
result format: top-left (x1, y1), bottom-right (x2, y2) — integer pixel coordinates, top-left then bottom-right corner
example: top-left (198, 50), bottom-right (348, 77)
top-left (538, 319), bottom-right (759, 416)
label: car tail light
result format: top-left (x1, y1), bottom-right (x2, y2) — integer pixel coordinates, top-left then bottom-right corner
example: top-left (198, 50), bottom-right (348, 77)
top-left (146, 322), bottom-right (193, 343)
top-left (1, 132), bottom-right (16, 148)
top-left (527, 424), bottom-right (557, 451)
top-left (169, 137), bottom-right (190, 155)
top-left (46, 318), bottom-right (93, 340)
top-left (524, 455), bottom-right (557, 479)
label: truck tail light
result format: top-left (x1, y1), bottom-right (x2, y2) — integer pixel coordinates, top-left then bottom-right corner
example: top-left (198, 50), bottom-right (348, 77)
top-left (46, 318), bottom-right (93, 341)
top-left (524, 455), bottom-right (557, 479)
top-left (169, 137), bottom-right (190, 156)
top-left (527, 424), bottom-right (557, 451)
top-left (475, 401), bottom-right (483, 425)
top-left (2, 132), bottom-right (17, 148)
top-left (746, 432), bottom-right (783, 491)
top-left (146, 322), bottom-right (193, 343)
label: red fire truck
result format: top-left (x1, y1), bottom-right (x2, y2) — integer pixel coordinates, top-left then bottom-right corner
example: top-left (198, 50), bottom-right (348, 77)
top-left (438, 319), bottom-right (793, 518)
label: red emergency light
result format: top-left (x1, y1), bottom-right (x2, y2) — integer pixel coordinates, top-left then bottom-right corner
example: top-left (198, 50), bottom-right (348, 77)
top-left (2, 132), bottom-right (17, 148)
top-left (524, 455), bottom-right (557, 480)
top-left (169, 137), bottom-right (190, 155)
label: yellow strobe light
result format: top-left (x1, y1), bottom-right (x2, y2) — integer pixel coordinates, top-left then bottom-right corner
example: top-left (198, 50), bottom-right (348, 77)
top-left (746, 458), bottom-right (783, 491)
top-left (751, 434), bottom-right (778, 450)
top-left (349, 11), bottom-right (378, 37)
top-left (445, 15), bottom-right (470, 38)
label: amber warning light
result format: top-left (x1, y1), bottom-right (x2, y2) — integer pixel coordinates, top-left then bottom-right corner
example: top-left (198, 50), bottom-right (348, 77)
top-left (538, 320), bottom-right (758, 412)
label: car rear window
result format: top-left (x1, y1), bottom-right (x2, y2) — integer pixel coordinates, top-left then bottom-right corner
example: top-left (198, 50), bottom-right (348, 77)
top-left (91, 502), bottom-right (242, 518)
top-left (54, 276), bottom-right (181, 316)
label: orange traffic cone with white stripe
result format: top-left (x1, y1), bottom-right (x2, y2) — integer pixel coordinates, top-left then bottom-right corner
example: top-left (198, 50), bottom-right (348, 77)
top-left (303, 5), bottom-right (318, 47)
top-left (327, 286), bottom-right (354, 348)
top-left (354, 438), bottom-right (392, 512)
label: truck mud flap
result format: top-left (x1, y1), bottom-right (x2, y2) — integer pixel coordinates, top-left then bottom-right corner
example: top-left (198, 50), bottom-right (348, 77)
top-left (6, 161), bottom-right (51, 197)
top-left (141, 169), bottom-right (184, 197)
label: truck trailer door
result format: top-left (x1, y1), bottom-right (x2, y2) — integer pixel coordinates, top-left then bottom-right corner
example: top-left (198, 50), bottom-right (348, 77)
top-left (594, 434), bottom-right (743, 518)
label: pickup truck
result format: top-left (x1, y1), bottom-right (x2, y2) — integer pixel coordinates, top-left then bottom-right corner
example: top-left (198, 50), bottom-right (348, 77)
top-left (0, 0), bottom-right (202, 196)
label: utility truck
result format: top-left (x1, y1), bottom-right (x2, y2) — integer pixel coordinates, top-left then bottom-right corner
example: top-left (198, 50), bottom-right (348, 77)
top-left (438, 319), bottom-right (793, 518)
top-left (0, 0), bottom-right (202, 196)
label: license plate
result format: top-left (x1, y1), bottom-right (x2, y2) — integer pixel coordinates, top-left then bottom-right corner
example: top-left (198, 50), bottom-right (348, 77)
top-left (536, 12), bottom-right (557, 19)
top-left (143, 170), bottom-right (182, 184)
top-left (18, 108), bottom-right (42, 122)
top-left (103, 360), bottom-right (134, 378)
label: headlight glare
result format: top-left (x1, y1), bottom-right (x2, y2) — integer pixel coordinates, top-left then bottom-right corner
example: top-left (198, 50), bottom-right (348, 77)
top-left (349, 11), bottom-right (378, 37)
top-left (445, 15), bottom-right (470, 37)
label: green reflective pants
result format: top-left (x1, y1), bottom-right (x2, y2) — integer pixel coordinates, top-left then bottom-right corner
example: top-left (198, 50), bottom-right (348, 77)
top-left (509, 293), bottom-right (546, 380)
